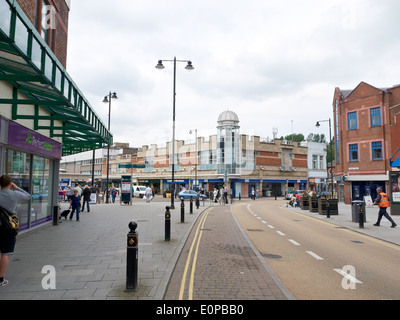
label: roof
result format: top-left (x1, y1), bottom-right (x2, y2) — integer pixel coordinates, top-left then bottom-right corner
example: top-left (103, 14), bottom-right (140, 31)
top-left (217, 110), bottom-right (240, 123)
top-left (0, 0), bottom-right (112, 156)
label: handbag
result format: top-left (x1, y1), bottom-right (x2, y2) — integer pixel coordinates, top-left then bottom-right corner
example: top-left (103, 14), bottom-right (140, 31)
top-left (0, 206), bottom-right (19, 236)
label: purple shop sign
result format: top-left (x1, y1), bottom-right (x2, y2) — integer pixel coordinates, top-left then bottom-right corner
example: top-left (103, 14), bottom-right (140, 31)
top-left (8, 121), bottom-right (62, 159)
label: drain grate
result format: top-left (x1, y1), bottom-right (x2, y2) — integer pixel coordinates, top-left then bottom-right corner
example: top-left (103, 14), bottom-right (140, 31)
top-left (262, 253), bottom-right (282, 259)
top-left (247, 229), bottom-right (264, 232)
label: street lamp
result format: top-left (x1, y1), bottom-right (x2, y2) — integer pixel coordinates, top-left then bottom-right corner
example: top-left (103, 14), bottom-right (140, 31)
top-left (103, 91), bottom-right (118, 203)
top-left (189, 129), bottom-right (198, 190)
top-left (316, 118), bottom-right (334, 218)
top-left (156, 57), bottom-right (194, 209)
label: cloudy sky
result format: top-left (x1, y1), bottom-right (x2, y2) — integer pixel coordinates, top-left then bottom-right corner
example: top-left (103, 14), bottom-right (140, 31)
top-left (66, 0), bottom-right (400, 148)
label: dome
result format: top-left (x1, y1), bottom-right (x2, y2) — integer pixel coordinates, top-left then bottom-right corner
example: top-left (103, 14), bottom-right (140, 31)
top-left (217, 110), bottom-right (239, 123)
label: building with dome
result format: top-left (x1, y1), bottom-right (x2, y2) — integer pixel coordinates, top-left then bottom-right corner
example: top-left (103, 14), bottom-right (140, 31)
top-left (61, 110), bottom-right (309, 198)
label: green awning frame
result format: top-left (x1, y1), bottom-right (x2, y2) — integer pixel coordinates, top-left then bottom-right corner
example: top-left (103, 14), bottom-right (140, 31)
top-left (0, 0), bottom-right (112, 156)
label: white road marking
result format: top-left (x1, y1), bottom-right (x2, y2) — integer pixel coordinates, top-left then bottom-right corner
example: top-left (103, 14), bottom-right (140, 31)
top-left (306, 251), bottom-right (324, 260)
top-left (268, 225), bottom-right (275, 229)
top-left (261, 220), bottom-right (267, 224)
top-left (257, 217), bottom-right (262, 220)
top-left (333, 268), bottom-right (363, 284)
top-left (288, 239), bottom-right (300, 246)
top-left (276, 231), bottom-right (285, 236)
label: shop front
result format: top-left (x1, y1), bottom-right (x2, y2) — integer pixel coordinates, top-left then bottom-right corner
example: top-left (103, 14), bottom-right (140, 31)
top-left (1, 118), bottom-right (62, 232)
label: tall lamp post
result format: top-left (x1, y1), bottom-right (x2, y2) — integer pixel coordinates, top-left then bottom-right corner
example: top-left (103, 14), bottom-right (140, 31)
top-left (316, 118), bottom-right (334, 218)
top-left (103, 92), bottom-right (118, 203)
top-left (189, 129), bottom-right (198, 190)
top-left (156, 57), bottom-right (194, 209)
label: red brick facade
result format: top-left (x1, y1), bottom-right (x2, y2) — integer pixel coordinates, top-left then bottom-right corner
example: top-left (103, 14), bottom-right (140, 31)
top-left (16, 0), bottom-right (70, 68)
top-left (333, 82), bottom-right (400, 204)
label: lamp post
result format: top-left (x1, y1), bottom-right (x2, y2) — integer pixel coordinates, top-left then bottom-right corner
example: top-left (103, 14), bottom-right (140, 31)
top-left (189, 129), bottom-right (198, 190)
top-left (316, 118), bottom-right (334, 217)
top-left (156, 57), bottom-right (194, 209)
top-left (103, 92), bottom-right (118, 203)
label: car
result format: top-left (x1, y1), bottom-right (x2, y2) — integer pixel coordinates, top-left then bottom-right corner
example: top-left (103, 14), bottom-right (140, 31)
top-left (133, 186), bottom-right (147, 198)
top-left (285, 190), bottom-right (303, 200)
top-left (178, 189), bottom-right (207, 200)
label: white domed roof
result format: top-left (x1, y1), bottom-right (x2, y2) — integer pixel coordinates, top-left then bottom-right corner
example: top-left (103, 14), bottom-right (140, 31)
top-left (217, 110), bottom-right (239, 123)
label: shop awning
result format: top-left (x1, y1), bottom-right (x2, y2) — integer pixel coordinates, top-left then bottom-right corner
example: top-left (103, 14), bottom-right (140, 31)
top-left (0, 0), bottom-right (112, 156)
top-left (390, 147), bottom-right (400, 168)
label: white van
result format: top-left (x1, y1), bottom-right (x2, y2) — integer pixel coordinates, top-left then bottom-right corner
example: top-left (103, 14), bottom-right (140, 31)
top-left (133, 186), bottom-right (147, 198)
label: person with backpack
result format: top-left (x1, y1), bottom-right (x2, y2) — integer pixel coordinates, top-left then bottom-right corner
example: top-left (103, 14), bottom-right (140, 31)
top-left (0, 175), bottom-right (31, 287)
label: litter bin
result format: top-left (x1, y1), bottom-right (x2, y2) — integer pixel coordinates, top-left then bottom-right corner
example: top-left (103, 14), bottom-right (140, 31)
top-left (351, 200), bottom-right (366, 223)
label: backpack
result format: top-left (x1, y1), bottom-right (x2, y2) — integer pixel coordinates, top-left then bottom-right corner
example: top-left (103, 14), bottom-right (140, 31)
top-left (0, 206), bottom-right (19, 236)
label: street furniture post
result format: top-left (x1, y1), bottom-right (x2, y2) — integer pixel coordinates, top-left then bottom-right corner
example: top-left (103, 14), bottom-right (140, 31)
top-left (126, 221), bottom-right (138, 291)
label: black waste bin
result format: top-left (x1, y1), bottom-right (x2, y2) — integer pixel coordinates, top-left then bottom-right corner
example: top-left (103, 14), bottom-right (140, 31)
top-left (351, 200), bottom-right (366, 223)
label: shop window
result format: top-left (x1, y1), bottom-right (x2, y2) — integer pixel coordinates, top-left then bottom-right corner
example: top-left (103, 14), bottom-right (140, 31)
top-left (370, 107), bottom-right (381, 127)
top-left (5, 149), bottom-right (31, 229)
top-left (372, 141), bottom-right (383, 160)
top-left (348, 112), bottom-right (357, 130)
top-left (349, 144), bottom-right (358, 161)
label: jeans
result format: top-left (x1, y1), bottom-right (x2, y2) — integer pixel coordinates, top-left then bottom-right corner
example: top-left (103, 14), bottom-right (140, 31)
top-left (70, 205), bottom-right (80, 221)
top-left (81, 199), bottom-right (90, 212)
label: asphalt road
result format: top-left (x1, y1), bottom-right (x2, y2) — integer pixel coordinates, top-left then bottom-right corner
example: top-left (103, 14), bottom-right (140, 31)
top-left (232, 200), bottom-right (400, 300)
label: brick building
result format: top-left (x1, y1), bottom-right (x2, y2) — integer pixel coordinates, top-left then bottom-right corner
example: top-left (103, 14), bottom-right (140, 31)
top-left (333, 81), bottom-right (400, 210)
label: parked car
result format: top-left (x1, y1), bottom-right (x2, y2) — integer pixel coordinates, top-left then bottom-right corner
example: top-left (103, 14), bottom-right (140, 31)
top-left (133, 186), bottom-right (147, 198)
top-left (178, 189), bottom-right (207, 200)
top-left (285, 190), bottom-right (303, 200)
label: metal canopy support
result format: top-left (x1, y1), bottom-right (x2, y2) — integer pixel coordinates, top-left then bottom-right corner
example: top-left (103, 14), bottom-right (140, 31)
top-left (0, 0), bottom-right (113, 156)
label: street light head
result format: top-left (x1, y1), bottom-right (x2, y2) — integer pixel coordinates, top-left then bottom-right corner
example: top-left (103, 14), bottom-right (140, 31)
top-left (155, 60), bottom-right (165, 70)
top-left (111, 92), bottom-right (118, 99)
top-left (316, 121), bottom-right (320, 128)
top-left (185, 61), bottom-right (194, 71)
top-left (103, 96), bottom-right (109, 103)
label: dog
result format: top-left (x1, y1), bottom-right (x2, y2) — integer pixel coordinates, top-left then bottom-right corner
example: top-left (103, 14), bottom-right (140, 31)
top-left (60, 209), bottom-right (71, 220)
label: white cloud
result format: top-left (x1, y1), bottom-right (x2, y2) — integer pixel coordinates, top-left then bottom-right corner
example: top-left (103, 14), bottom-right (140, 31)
top-left (66, 0), bottom-right (400, 148)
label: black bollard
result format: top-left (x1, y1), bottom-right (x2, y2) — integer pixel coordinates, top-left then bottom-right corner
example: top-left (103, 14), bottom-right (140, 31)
top-left (358, 203), bottom-right (364, 229)
top-left (180, 198), bottom-right (185, 223)
top-left (126, 221), bottom-right (138, 291)
top-left (190, 197), bottom-right (193, 214)
top-left (196, 195), bottom-right (200, 209)
top-left (165, 206), bottom-right (171, 241)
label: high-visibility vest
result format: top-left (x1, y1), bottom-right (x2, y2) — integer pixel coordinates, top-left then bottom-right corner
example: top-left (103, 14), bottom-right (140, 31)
top-left (378, 192), bottom-right (390, 208)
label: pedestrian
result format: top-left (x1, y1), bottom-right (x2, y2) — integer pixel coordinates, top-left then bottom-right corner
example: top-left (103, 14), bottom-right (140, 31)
top-left (81, 185), bottom-right (91, 212)
top-left (251, 187), bottom-right (255, 200)
top-left (144, 186), bottom-right (153, 203)
top-left (111, 187), bottom-right (117, 203)
top-left (65, 186), bottom-right (72, 202)
top-left (0, 174), bottom-right (31, 287)
top-left (373, 187), bottom-right (397, 228)
top-left (69, 189), bottom-right (81, 221)
top-left (223, 185), bottom-right (228, 204)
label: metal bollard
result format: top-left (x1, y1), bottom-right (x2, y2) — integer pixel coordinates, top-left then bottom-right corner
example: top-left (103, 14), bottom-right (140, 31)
top-left (165, 206), bottom-right (171, 241)
top-left (190, 197), bottom-right (193, 214)
top-left (180, 198), bottom-right (185, 223)
top-left (358, 203), bottom-right (364, 228)
top-left (126, 221), bottom-right (138, 291)
top-left (196, 195), bottom-right (200, 209)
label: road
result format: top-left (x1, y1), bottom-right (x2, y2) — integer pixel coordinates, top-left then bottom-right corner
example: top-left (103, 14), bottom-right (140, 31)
top-left (232, 200), bottom-right (400, 300)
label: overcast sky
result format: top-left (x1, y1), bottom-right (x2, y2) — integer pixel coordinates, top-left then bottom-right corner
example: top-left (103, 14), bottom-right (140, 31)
top-left (66, 0), bottom-right (400, 149)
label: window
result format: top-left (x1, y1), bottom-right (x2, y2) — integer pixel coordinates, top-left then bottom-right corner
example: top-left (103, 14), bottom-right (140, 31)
top-left (348, 112), bottom-right (357, 130)
top-left (370, 107), bottom-right (381, 127)
top-left (349, 144), bottom-right (358, 161)
top-left (312, 155), bottom-right (318, 169)
top-left (372, 141), bottom-right (383, 160)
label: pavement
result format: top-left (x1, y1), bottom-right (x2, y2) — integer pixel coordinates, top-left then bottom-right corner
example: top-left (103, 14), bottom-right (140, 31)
top-left (0, 196), bottom-right (398, 300)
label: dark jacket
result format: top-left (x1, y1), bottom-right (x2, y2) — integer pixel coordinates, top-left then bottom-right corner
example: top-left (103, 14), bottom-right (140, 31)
top-left (83, 188), bottom-right (91, 201)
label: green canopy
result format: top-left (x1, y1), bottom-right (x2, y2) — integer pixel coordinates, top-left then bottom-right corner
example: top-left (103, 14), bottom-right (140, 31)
top-left (0, 0), bottom-right (112, 156)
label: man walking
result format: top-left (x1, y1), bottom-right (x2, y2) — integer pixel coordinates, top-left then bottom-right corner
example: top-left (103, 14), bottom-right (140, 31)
top-left (373, 187), bottom-right (397, 228)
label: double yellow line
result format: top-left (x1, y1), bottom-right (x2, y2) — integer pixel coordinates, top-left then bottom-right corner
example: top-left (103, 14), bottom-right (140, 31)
top-left (178, 207), bottom-right (212, 300)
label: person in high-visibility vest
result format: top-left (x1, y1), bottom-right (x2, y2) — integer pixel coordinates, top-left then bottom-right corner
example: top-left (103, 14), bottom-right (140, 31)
top-left (373, 187), bottom-right (397, 228)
